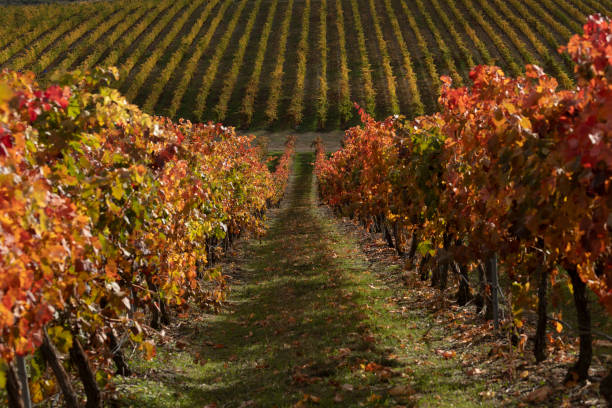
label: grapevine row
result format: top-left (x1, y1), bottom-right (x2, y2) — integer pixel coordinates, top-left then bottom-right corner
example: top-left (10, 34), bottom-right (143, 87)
top-left (348, 0), bottom-right (375, 115)
top-left (578, 0), bottom-right (605, 16)
top-left (382, 0), bottom-right (422, 116)
top-left (9, 8), bottom-right (98, 71)
top-left (335, 0), bottom-right (352, 123)
top-left (213, 0), bottom-right (264, 122)
top-left (414, 0), bottom-right (463, 86)
top-left (443, 0), bottom-right (493, 65)
top-left (398, 0), bottom-right (440, 105)
top-left (47, 5), bottom-right (138, 79)
top-left (316, 0), bottom-right (329, 128)
top-left (124, 0), bottom-right (202, 102)
top-left (0, 67), bottom-right (295, 406)
top-left (427, 0), bottom-right (475, 69)
top-left (264, 0), bottom-right (295, 123)
top-left (34, 6), bottom-right (119, 75)
top-left (366, 0), bottom-right (399, 114)
top-left (74, 4), bottom-right (153, 73)
top-left (142, 0), bottom-right (221, 114)
top-left (507, 0), bottom-right (575, 70)
top-left (193, 0), bottom-right (249, 121)
top-left (521, 0), bottom-right (572, 40)
top-left (555, 0), bottom-right (590, 24)
top-left (0, 5), bottom-right (67, 62)
top-left (458, 0), bottom-right (522, 76)
top-left (166, 0), bottom-right (232, 118)
top-left (2, 0), bottom-right (606, 128)
top-left (286, 0), bottom-right (311, 126)
top-left (0, 14), bottom-right (66, 66)
top-left (116, 1), bottom-right (189, 90)
top-left (488, 0), bottom-right (573, 88)
top-left (240, 0), bottom-right (279, 126)
top-left (538, 0), bottom-right (582, 34)
top-left (474, 0), bottom-right (539, 66)
top-left (99, 0), bottom-right (172, 68)
top-left (315, 15), bottom-right (612, 391)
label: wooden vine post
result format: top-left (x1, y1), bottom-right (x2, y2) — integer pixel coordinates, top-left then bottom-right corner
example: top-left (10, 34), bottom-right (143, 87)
top-left (566, 266), bottom-right (592, 383)
top-left (15, 356), bottom-right (32, 408)
top-left (534, 253), bottom-right (549, 363)
top-left (6, 359), bottom-right (27, 408)
top-left (69, 336), bottom-right (102, 408)
top-left (39, 329), bottom-right (80, 408)
top-left (486, 254), bottom-right (499, 329)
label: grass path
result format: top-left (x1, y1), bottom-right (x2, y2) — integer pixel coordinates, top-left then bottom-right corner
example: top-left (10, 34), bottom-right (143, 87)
top-left (118, 153), bottom-right (495, 407)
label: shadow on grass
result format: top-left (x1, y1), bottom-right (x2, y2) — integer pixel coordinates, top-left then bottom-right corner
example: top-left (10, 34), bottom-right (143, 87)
top-left (119, 153), bottom-right (407, 407)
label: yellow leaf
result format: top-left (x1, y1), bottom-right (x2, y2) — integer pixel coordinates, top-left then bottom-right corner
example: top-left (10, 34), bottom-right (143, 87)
top-left (555, 321), bottom-right (563, 333)
top-left (112, 182), bottom-right (124, 200)
top-left (48, 326), bottom-right (72, 354)
top-left (30, 381), bottom-right (44, 403)
top-left (503, 102), bottom-right (517, 114)
top-left (141, 340), bottom-right (156, 360)
top-left (0, 82), bottom-right (12, 103)
top-left (519, 116), bottom-right (532, 131)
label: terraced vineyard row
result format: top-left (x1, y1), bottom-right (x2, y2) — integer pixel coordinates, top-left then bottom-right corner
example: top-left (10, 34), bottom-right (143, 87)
top-left (1, 0), bottom-right (610, 130)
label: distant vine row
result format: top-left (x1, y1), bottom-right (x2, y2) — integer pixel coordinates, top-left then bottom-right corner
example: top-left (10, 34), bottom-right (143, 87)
top-left (264, 0), bottom-right (295, 123)
top-left (193, 0), bottom-right (249, 121)
top-left (241, 0), bottom-right (279, 126)
top-left (214, 0), bottom-right (264, 121)
top-left (287, 0), bottom-right (311, 126)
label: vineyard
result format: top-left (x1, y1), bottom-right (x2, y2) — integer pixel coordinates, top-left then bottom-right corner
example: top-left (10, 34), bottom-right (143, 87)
top-left (1, 0), bottom-right (611, 130)
top-left (315, 15), bottom-right (612, 406)
top-left (0, 0), bottom-right (612, 406)
top-left (0, 67), bottom-right (295, 406)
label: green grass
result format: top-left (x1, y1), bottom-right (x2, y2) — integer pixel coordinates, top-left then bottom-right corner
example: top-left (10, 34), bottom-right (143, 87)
top-left (115, 153), bottom-right (498, 407)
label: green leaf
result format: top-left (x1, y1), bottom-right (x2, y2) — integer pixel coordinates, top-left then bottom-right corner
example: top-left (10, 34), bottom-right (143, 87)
top-left (67, 97), bottom-right (81, 119)
top-left (47, 326), bottom-right (73, 354)
top-left (416, 240), bottom-right (434, 257)
top-left (112, 182), bottom-right (124, 200)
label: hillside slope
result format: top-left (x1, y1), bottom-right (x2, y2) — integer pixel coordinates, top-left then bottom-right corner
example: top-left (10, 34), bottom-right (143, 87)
top-left (1, 0), bottom-right (610, 130)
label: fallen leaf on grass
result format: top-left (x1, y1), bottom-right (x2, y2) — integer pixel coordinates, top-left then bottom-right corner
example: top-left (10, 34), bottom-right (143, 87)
top-left (523, 385), bottom-right (552, 403)
top-left (367, 394), bottom-right (382, 403)
top-left (466, 367), bottom-right (483, 376)
top-left (388, 384), bottom-right (415, 396)
top-left (333, 393), bottom-right (343, 403)
top-left (362, 334), bottom-right (376, 343)
top-left (309, 395), bottom-right (320, 403)
top-left (193, 352), bottom-right (207, 366)
top-left (435, 349), bottom-right (456, 359)
top-left (479, 390), bottom-right (496, 398)
top-left (293, 394), bottom-right (321, 407)
top-left (594, 339), bottom-right (612, 348)
top-left (341, 383), bottom-right (354, 392)
top-left (363, 362), bottom-right (384, 372)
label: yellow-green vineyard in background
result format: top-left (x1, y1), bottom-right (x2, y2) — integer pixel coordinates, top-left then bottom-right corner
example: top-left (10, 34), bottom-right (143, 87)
top-left (1, 0), bottom-right (610, 130)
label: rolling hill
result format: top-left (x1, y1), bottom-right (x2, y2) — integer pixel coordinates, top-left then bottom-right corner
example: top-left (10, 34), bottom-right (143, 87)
top-left (1, 0), bottom-right (609, 130)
